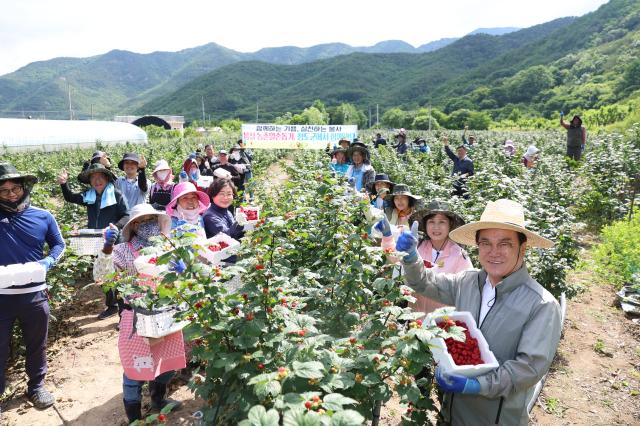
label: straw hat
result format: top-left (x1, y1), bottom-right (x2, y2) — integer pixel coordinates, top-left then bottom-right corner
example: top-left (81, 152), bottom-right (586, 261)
top-left (449, 199), bottom-right (553, 248)
top-left (121, 203), bottom-right (171, 242)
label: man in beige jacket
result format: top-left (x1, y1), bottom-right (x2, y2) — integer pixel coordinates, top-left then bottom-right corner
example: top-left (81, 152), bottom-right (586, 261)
top-left (382, 199), bottom-right (562, 425)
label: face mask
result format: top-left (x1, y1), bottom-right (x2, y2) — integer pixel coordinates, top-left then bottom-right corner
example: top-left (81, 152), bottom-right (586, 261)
top-left (231, 152), bottom-right (241, 161)
top-left (135, 221), bottom-right (161, 246)
top-left (156, 170), bottom-right (170, 181)
top-left (191, 171), bottom-right (199, 180)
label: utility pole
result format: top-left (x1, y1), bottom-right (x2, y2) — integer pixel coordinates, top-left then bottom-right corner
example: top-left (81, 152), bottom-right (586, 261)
top-left (201, 96), bottom-right (205, 124)
top-left (376, 104), bottom-right (379, 127)
top-left (91, 104), bottom-right (94, 120)
top-left (428, 104), bottom-right (432, 132)
top-left (67, 81), bottom-right (72, 120)
top-left (256, 102), bottom-right (259, 123)
top-left (368, 106), bottom-right (371, 128)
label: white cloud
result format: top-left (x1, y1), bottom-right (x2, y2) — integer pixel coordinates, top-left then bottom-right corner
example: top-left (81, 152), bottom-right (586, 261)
top-left (0, 0), bottom-right (609, 75)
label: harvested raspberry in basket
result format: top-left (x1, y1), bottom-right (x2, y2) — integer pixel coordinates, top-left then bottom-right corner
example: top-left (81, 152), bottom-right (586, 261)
top-left (437, 320), bottom-right (484, 366)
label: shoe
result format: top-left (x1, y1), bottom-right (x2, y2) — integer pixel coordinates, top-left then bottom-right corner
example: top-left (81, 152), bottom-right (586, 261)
top-left (28, 388), bottom-right (55, 409)
top-left (149, 381), bottom-right (182, 412)
top-left (98, 305), bottom-right (118, 320)
top-left (123, 400), bottom-right (142, 423)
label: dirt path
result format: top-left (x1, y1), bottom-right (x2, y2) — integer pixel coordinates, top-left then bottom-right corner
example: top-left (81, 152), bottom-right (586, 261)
top-left (530, 269), bottom-right (640, 424)
top-left (1, 285), bottom-right (201, 426)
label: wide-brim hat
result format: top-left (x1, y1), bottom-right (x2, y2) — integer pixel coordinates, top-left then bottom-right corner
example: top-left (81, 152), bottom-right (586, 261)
top-left (338, 138), bottom-right (351, 147)
top-left (229, 145), bottom-right (242, 153)
top-left (153, 160), bottom-right (172, 174)
top-left (79, 163), bottom-right (116, 184)
top-left (328, 146), bottom-right (347, 158)
top-left (525, 146), bottom-right (540, 157)
top-left (411, 200), bottom-right (465, 236)
top-left (347, 143), bottom-right (370, 161)
top-left (118, 153), bottom-right (141, 170)
top-left (366, 173), bottom-right (395, 193)
top-left (449, 199), bottom-right (553, 248)
top-left (388, 184), bottom-right (422, 203)
top-left (121, 203), bottom-right (171, 242)
top-left (0, 163), bottom-right (38, 186)
top-left (165, 181), bottom-right (210, 217)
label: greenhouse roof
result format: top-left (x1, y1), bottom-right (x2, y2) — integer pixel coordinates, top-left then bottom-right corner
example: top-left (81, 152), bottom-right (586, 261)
top-left (0, 118), bottom-right (147, 152)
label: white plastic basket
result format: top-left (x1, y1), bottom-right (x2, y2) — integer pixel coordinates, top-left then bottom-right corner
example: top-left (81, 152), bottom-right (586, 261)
top-left (68, 229), bottom-right (104, 256)
top-left (0, 262), bottom-right (46, 289)
top-left (425, 310), bottom-right (499, 377)
top-left (198, 233), bottom-right (240, 265)
top-left (134, 253), bottom-right (169, 277)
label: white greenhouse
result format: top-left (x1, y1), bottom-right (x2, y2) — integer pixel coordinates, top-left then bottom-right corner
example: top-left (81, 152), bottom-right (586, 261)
top-left (0, 118), bottom-right (147, 153)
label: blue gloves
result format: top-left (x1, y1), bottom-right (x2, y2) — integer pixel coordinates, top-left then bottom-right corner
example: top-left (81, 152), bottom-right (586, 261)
top-left (435, 367), bottom-right (481, 394)
top-left (374, 216), bottom-right (392, 237)
top-left (169, 259), bottom-right (187, 274)
top-left (179, 171), bottom-right (188, 181)
top-left (347, 177), bottom-right (356, 189)
top-left (38, 256), bottom-right (55, 272)
top-left (396, 221), bottom-right (419, 263)
top-left (104, 226), bottom-right (119, 249)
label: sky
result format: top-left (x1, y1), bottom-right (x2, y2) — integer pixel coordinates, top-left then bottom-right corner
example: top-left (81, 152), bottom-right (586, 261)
top-left (0, 0), bottom-right (609, 76)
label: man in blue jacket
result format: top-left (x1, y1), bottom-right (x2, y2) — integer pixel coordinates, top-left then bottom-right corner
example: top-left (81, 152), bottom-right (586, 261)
top-left (443, 136), bottom-right (474, 198)
top-left (0, 163), bottom-right (65, 411)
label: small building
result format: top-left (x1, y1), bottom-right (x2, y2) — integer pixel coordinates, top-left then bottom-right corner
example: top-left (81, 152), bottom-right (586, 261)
top-left (0, 118), bottom-right (147, 153)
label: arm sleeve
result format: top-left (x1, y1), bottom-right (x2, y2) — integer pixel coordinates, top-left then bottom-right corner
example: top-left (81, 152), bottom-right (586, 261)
top-left (45, 213), bottom-right (66, 264)
top-left (477, 299), bottom-right (562, 398)
top-left (444, 145), bottom-right (457, 162)
top-left (60, 183), bottom-right (85, 205)
top-left (402, 255), bottom-right (462, 306)
top-left (462, 134), bottom-right (468, 145)
top-left (138, 168), bottom-right (148, 193)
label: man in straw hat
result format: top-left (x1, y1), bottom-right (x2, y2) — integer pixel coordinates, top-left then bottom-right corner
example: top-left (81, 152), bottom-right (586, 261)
top-left (0, 162), bottom-right (66, 410)
top-left (387, 199), bottom-right (561, 425)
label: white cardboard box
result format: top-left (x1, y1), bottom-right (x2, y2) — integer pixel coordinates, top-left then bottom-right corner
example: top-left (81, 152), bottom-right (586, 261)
top-left (0, 262), bottom-right (46, 289)
top-left (198, 233), bottom-right (241, 265)
top-left (425, 310), bottom-right (499, 377)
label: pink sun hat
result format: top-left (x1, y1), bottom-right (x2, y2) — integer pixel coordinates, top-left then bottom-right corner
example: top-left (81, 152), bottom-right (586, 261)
top-left (165, 181), bottom-right (210, 217)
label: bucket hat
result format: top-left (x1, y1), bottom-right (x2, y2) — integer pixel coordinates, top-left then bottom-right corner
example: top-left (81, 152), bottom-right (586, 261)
top-left (118, 153), bottom-right (141, 171)
top-left (0, 163), bottom-right (38, 186)
top-left (449, 199), bottom-right (553, 248)
top-left (152, 160), bottom-right (172, 174)
top-left (165, 181), bottom-right (210, 217)
top-left (121, 203), bottom-right (171, 242)
top-left (79, 163), bottom-right (116, 184)
top-left (410, 200), bottom-right (465, 236)
top-left (524, 146), bottom-right (540, 158)
top-left (338, 138), bottom-right (351, 148)
top-left (366, 173), bottom-right (395, 193)
top-left (388, 184), bottom-right (422, 205)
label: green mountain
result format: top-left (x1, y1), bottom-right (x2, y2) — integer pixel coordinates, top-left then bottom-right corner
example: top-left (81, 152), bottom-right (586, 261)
top-left (138, 0), bottom-right (640, 123)
top-left (0, 28), bottom-right (519, 120)
top-left (137, 17), bottom-right (573, 121)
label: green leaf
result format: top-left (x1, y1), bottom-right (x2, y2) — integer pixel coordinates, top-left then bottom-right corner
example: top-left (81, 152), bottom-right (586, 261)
top-left (321, 393), bottom-right (358, 411)
top-left (292, 361), bottom-right (325, 379)
top-left (329, 410), bottom-right (365, 426)
top-left (254, 380), bottom-right (282, 399)
top-left (239, 405), bottom-right (280, 426)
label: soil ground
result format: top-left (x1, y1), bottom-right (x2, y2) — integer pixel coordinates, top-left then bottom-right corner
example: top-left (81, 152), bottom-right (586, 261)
top-left (2, 161), bottom-right (639, 425)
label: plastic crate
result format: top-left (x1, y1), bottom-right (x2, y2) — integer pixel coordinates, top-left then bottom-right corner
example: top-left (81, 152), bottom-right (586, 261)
top-left (198, 233), bottom-right (241, 265)
top-left (425, 310), bottom-right (499, 377)
top-left (68, 229), bottom-right (104, 256)
top-left (0, 262), bottom-right (46, 289)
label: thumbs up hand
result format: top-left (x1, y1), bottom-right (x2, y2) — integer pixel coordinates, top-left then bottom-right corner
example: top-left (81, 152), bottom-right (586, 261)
top-left (396, 221), bottom-right (419, 263)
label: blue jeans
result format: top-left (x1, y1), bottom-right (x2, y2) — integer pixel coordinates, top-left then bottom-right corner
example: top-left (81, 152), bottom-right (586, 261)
top-left (0, 292), bottom-right (50, 396)
top-left (122, 371), bottom-right (174, 403)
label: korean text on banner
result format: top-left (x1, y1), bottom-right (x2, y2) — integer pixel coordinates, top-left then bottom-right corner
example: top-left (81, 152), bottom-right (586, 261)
top-left (241, 124), bottom-right (358, 150)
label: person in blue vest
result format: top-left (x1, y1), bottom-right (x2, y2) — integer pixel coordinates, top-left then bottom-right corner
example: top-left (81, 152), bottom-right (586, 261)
top-left (115, 153), bottom-right (150, 209)
top-left (0, 163), bottom-right (65, 410)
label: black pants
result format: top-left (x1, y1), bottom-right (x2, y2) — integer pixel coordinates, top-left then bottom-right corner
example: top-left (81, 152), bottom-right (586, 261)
top-left (0, 293), bottom-right (50, 395)
top-left (567, 146), bottom-right (582, 161)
